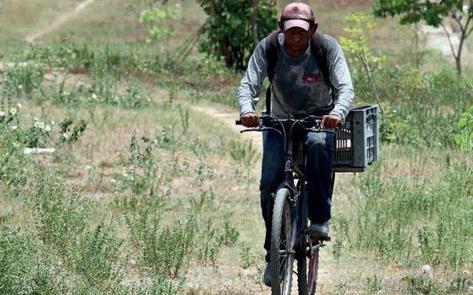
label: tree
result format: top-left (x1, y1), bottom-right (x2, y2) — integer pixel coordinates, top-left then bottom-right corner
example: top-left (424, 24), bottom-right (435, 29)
top-left (139, 2), bottom-right (182, 65)
top-left (340, 14), bottom-right (385, 117)
top-left (198, 0), bottom-right (277, 70)
top-left (374, 0), bottom-right (473, 75)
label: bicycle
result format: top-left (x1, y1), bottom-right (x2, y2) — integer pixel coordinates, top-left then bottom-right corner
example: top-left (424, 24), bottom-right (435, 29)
top-left (236, 114), bottom-right (336, 295)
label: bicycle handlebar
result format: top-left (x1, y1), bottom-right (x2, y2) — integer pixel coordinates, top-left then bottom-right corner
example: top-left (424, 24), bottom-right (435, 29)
top-left (235, 114), bottom-right (327, 133)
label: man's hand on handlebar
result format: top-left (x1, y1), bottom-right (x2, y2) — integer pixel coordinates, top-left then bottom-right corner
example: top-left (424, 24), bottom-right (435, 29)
top-left (321, 114), bottom-right (341, 128)
top-left (240, 112), bottom-right (259, 127)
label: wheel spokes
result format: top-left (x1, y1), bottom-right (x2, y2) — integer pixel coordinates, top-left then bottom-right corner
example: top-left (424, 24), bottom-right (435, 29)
top-left (278, 201), bottom-right (294, 294)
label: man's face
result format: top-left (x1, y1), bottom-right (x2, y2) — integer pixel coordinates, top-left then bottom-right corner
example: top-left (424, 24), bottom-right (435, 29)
top-left (284, 26), bottom-right (311, 53)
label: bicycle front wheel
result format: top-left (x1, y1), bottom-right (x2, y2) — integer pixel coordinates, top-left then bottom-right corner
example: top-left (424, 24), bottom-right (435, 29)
top-left (270, 187), bottom-right (295, 295)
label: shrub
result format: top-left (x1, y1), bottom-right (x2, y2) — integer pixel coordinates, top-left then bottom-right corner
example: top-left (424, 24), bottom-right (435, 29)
top-left (116, 132), bottom-right (159, 195)
top-left (198, 0), bottom-right (277, 70)
top-left (2, 62), bottom-right (44, 99)
top-left (30, 170), bottom-right (90, 255)
top-left (71, 222), bottom-right (123, 290)
top-left (0, 106), bottom-right (30, 194)
top-left (125, 208), bottom-right (196, 279)
top-left (0, 231), bottom-right (64, 294)
top-left (455, 105), bottom-right (473, 152)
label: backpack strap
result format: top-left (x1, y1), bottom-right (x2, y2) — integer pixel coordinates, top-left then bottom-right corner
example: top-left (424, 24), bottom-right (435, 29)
top-left (265, 31), bottom-right (280, 114)
top-left (311, 32), bottom-right (332, 90)
top-left (265, 30), bottom-right (280, 83)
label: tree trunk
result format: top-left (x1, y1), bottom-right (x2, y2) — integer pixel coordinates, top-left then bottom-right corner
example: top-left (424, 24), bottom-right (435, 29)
top-left (252, 0), bottom-right (259, 46)
top-left (456, 34), bottom-right (464, 75)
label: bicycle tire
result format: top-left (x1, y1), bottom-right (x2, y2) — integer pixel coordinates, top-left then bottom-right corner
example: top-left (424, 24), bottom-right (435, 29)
top-left (297, 239), bottom-right (320, 295)
top-left (270, 187), bottom-right (295, 295)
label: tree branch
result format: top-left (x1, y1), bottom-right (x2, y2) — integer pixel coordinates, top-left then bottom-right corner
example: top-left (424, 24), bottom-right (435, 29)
top-left (465, 15), bottom-right (473, 37)
top-left (440, 23), bottom-right (459, 60)
top-left (467, 25), bottom-right (473, 37)
top-left (360, 51), bottom-right (384, 117)
top-left (452, 13), bottom-right (466, 35)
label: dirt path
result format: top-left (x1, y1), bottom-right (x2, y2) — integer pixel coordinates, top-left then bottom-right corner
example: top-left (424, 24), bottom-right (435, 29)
top-left (25, 0), bottom-right (96, 43)
top-left (192, 105), bottom-right (262, 149)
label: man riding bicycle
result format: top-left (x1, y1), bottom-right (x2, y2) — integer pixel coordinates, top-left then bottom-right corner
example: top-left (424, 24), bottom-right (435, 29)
top-left (236, 2), bottom-right (354, 286)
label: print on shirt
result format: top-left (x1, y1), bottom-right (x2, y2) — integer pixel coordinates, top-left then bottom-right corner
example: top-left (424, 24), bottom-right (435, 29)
top-left (302, 73), bottom-right (321, 84)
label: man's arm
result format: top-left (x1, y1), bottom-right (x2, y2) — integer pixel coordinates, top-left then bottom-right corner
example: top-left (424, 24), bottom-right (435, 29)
top-left (237, 38), bottom-right (268, 119)
top-left (324, 35), bottom-right (355, 123)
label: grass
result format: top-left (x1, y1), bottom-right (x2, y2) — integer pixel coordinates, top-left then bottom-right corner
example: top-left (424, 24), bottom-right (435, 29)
top-left (0, 0), bottom-right (472, 294)
top-left (38, 0), bottom-right (205, 45)
top-left (0, 75), bottom-right (258, 293)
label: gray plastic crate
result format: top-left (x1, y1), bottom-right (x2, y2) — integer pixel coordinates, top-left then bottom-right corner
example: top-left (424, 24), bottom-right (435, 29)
top-left (333, 105), bottom-right (379, 172)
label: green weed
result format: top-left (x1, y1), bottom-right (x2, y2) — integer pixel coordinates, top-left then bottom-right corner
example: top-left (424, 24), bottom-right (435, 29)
top-left (58, 118), bottom-right (87, 145)
top-left (196, 218), bottom-right (220, 266)
top-left (190, 189), bottom-right (215, 213)
top-left (0, 230), bottom-right (65, 295)
top-left (41, 75), bottom-right (83, 106)
top-left (0, 120), bottom-right (29, 194)
top-left (2, 62), bottom-right (44, 99)
top-left (455, 105), bottom-right (473, 152)
top-left (402, 275), bottom-right (439, 295)
top-left (116, 132), bottom-right (158, 196)
top-left (30, 170), bottom-right (90, 255)
top-left (352, 162), bottom-right (473, 268)
top-left (446, 275), bottom-right (472, 293)
top-left (125, 207), bottom-right (196, 278)
top-left (240, 242), bottom-right (256, 269)
top-left (71, 222), bottom-right (123, 290)
top-left (220, 219), bottom-right (239, 246)
top-left (196, 217), bottom-right (239, 266)
top-left (365, 274), bottom-right (382, 294)
top-left (142, 276), bottom-right (183, 295)
top-left (178, 104), bottom-right (190, 135)
top-left (22, 118), bottom-right (54, 148)
top-left (331, 216), bottom-right (350, 261)
top-left (114, 194), bottom-right (165, 214)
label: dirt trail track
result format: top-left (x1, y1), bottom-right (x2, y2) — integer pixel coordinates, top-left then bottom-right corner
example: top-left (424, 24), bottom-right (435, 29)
top-left (192, 106), bottom-right (262, 149)
top-left (25, 0), bottom-right (96, 43)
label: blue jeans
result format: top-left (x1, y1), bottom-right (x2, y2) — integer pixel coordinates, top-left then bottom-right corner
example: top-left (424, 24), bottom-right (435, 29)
top-left (260, 129), bottom-right (334, 262)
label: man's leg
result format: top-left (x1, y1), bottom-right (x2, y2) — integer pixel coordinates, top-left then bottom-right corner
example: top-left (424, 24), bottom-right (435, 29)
top-left (304, 131), bottom-right (335, 226)
top-left (260, 129), bottom-right (284, 263)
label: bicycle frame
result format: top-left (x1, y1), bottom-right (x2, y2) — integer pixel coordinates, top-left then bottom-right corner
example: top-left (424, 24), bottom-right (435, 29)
top-left (241, 114), bottom-right (333, 205)
top-left (238, 114), bottom-right (336, 295)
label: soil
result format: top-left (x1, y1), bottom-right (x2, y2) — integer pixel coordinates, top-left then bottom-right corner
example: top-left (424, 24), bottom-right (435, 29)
top-left (25, 0), bottom-right (96, 43)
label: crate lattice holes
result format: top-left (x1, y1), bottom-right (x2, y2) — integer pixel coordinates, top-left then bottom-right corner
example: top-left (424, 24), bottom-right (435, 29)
top-left (333, 105), bottom-right (379, 172)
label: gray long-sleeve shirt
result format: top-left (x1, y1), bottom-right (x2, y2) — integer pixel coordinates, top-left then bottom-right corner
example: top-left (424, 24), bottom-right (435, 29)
top-left (237, 33), bottom-right (354, 121)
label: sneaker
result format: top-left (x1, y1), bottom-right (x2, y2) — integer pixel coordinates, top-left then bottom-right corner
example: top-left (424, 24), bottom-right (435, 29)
top-left (307, 222), bottom-right (329, 238)
top-left (262, 262), bottom-right (272, 287)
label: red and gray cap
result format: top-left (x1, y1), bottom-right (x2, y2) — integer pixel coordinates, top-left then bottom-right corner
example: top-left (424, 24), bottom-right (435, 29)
top-left (281, 2), bottom-right (314, 31)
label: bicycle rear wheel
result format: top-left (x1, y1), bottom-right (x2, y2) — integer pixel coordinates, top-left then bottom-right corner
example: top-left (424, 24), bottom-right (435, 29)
top-left (270, 187), bottom-right (295, 295)
top-left (297, 239), bottom-right (321, 295)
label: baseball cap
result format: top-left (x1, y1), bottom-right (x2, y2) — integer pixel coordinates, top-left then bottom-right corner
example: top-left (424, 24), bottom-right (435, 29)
top-left (281, 2), bottom-right (313, 31)
top-left (283, 19), bottom-right (311, 31)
